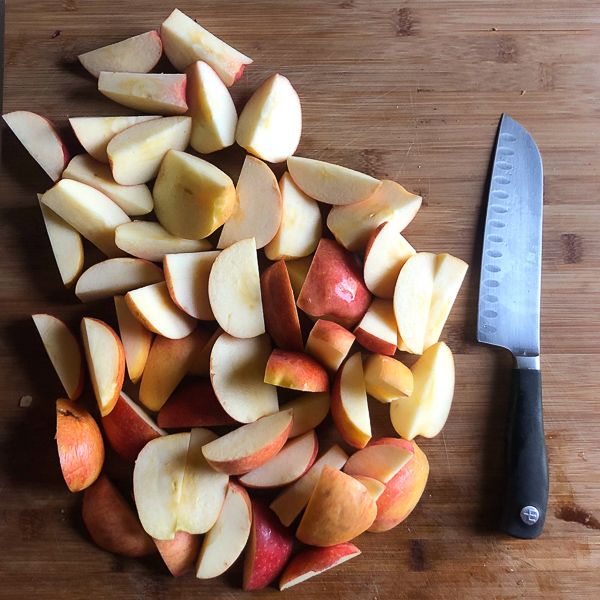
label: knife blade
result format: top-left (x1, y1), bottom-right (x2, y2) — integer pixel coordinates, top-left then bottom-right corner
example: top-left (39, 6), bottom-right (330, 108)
top-left (477, 114), bottom-right (548, 539)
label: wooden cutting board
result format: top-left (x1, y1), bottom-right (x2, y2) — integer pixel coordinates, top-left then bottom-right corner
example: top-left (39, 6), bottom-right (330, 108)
top-left (1, 1), bottom-right (599, 598)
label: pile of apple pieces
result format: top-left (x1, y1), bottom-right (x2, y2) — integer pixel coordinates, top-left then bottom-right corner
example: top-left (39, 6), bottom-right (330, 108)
top-left (6, 7), bottom-right (470, 591)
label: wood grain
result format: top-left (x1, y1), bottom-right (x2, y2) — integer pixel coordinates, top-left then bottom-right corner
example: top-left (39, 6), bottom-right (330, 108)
top-left (1, 1), bottom-right (599, 598)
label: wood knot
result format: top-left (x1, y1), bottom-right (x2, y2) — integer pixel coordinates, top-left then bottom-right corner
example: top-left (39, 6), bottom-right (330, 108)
top-left (409, 539), bottom-right (426, 571)
top-left (63, 0), bottom-right (78, 10)
top-left (339, 0), bottom-right (356, 8)
top-left (360, 149), bottom-right (383, 178)
top-left (561, 233), bottom-right (582, 264)
top-left (497, 36), bottom-right (517, 63)
top-left (395, 8), bottom-right (416, 37)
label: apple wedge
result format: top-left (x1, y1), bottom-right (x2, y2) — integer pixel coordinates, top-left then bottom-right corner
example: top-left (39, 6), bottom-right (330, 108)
top-left (80, 318), bottom-right (125, 417)
top-left (352, 475), bottom-right (386, 500)
top-left (153, 149), bottom-right (235, 240)
top-left (75, 258), bottom-right (164, 303)
top-left (201, 409), bottom-right (293, 475)
top-left (63, 154), bottom-right (153, 216)
top-left (208, 238), bottom-right (264, 338)
top-left (107, 116), bottom-right (191, 186)
top-left (281, 392), bottom-right (330, 438)
top-left (327, 180), bottom-right (422, 252)
top-left (235, 74), bottom-right (302, 163)
top-left (186, 60), bottom-right (237, 154)
top-left (32, 314), bottom-right (84, 400)
top-left (353, 298), bottom-right (398, 356)
top-left (210, 333), bottom-right (278, 423)
top-left (56, 399), bottom-right (104, 492)
top-left (98, 72), bottom-right (188, 115)
top-left (390, 342), bottom-right (455, 440)
top-left (331, 352), bottom-right (371, 449)
top-left (265, 349), bottom-right (329, 392)
top-left (342, 444), bottom-right (413, 484)
top-left (126, 281), bottom-right (197, 340)
top-left (305, 319), bottom-right (355, 375)
top-left (154, 532), bottom-right (201, 577)
top-left (79, 31), bottom-right (162, 78)
top-left (3, 111), bottom-right (69, 181)
top-left (363, 354), bottom-right (413, 403)
top-left (287, 156), bottom-right (381, 206)
top-left (164, 251), bottom-right (220, 320)
top-left (161, 8), bottom-right (252, 86)
top-left (40, 179), bottom-right (130, 258)
top-left (286, 255), bottom-right (313, 299)
top-left (195, 482), bottom-right (252, 579)
top-left (188, 326), bottom-right (222, 377)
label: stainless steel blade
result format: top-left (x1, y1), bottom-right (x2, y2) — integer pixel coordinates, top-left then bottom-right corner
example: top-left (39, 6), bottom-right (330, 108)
top-left (477, 115), bottom-right (543, 357)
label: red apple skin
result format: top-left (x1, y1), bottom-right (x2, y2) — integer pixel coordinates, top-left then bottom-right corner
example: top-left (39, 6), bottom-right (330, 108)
top-left (353, 327), bottom-right (397, 356)
top-left (154, 531), bottom-right (201, 577)
top-left (82, 474), bottom-right (156, 557)
top-left (243, 500), bottom-right (294, 590)
top-left (367, 437), bottom-right (429, 532)
top-left (265, 349), bottom-right (329, 392)
top-left (157, 380), bottom-right (237, 428)
top-left (297, 239), bottom-right (371, 326)
top-left (56, 399), bottom-right (104, 492)
top-left (102, 393), bottom-right (164, 464)
top-left (261, 260), bottom-right (304, 352)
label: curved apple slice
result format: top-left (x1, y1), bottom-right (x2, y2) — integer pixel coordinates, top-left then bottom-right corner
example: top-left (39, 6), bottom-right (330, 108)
top-left (305, 319), bottom-right (355, 375)
top-left (353, 298), bottom-right (398, 356)
top-left (342, 444), bottom-right (413, 484)
top-left (264, 349), bottom-right (329, 392)
top-left (280, 392), bottom-right (330, 438)
top-left (352, 475), bottom-right (386, 500)
top-left (154, 532), bottom-right (200, 577)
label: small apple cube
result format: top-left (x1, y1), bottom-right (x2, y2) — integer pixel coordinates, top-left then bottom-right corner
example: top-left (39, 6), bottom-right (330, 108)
top-left (265, 349), bottom-right (329, 392)
top-left (353, 298), bottom-right (398, 356)
top-left (363, 354), bottom-right (413, 403)
top-left (305, 319), bottom-right (355, 375)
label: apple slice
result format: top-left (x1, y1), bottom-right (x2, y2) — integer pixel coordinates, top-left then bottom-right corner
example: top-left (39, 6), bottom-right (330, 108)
top-left (327, 180), bottom-right (422, 252)
top-left (296, 465), bottom-right (376, 546)
top-left (208, 237), bottom-right (264, 338)
top-left (186, 61), bottom-right (237, 154)
top-left (161, 8), bottom-right (252, 86)
top-left (56, 399), bottom-right (104, 492)
top-left (363, 221), bottom-right (416, 298)
top-left (363, 354), bottom-right (413, 403)
top-left (164, 251), bottom-right (220, 320)
top-left (390, 342), bottom-right (455, 440)
top-left (153, 149), bottom-right (235, 240)
top-left (287, 156), bottom-right (381, 206)
top-left (101, 392), bottom-right (165, 464)
top-left (239, 430), bottom-right (318, 488)
top-left (217, 156), bottom-right (282, 249)
top-left (195, 482), bottom-right (252, 579)
top-left (82, 474), bottom-right (156, 557)
top-left (201, 409), bottom-right (293, 475)
top-left (107, 116), bottom-right (191, 186)
top-left (243, 501), bottom-right (294, 590)
top-left (305, 320), bottom-right (355, 375)
top-left (264, 349), bottom-right (329, 392)
top-left (98, 72), bottom-right (187, 115)
top-left (75, 258), bottom-right (164, 303)
top-left (342, 444), bottom-right (413, 484)
top-left (69, 115), bottom-right (160, 164)
top-left (38, 197), bottom-right (84, 288)
top-left (286, 255), bottom-right (313, 299)
top-left (265, 173), bottom-right (322, 261)
top-left (78, 31), bottom-right (162, 78)
top-left (280, 392), bottom-right (330, 438)
top-left (154, 532), bottom-right (201, 577)
top-left (126, 281), bottom-right (197, 340)
top-left (353, 298), bottom-right (398, 356)
top-left (279, 543), bottom-right (361, 590)
top-left (40, 179), bottom-right (130, 258)
top-left (188, 326), bottom-right (222, 377)
top-left (139, 329), bottom-right (207, 412)
top-left (210, 333), bottom-right (278, 423)
top-left (236, 74), bottom-right (302, 163)
top-left (269, 444), bottom-right (348, 527)
top-left (63, 154), bottom-right (153, 216)
top-left (352, 475), bottom-right (386, 500)
top-left (32, 314), bottom-right (84, 400)
top-left (3, 111), bottom-right (69, 181)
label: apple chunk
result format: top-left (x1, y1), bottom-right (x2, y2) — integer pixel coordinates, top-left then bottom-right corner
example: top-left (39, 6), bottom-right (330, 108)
top-left (280, 392), bottom-right (330, 438)
top-left (265, 349), bottom-right (329, 392)
top-left (352, 475), bottom-right (386, 500)
top-left (305, 319), bottom-right (355, 375)
top-left (353, 298), bottom-right (398, 356)
top-left (342, 444), bottom-right (413, 484)
top-left (363, 354), bottom-right (413, 403)
top-left (154, 532), bottom-right (201, 577)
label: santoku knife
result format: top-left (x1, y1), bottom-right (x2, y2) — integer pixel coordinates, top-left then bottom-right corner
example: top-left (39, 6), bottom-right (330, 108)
top-left (477, 114), bottom-right (549, 539)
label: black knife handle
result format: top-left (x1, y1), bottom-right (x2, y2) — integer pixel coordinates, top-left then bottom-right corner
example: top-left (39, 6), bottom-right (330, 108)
top-left (500, 366), bottom-right (549, 539)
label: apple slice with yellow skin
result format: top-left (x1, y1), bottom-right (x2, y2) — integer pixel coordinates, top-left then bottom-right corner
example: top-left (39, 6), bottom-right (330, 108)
top-left (390, 342), bottom-right (455, 440)
top-left (235, 74), bottom-right (302, 164)
top-left (305, 319), bottom-right (355, 375)
top-left (63, 154), bottom-right (153, 216)
top-left (79, 31), bottom-right (162, 78)
top-left (188, 326), bottom-right (222, 377)
top-left (286, 255), bottom-right (313, 299)
top-left (327, 180), bottom-right (422, 252)
top-left (342, 444), bottom-right (413, 484)
top-left (296, 465), bottom-right (376, 546)
top-left (265, 349), bottom-right (329, 392)
top-left (202, 409), bottom-right (293, 475)
top-left (40, 179), bottom-right (130, 258)
top-left (186, 60), bottom-right (237, 154)
top-left (287, 156), bottom-right (381, 206)
top-left (161, 9), bottom-right (252, 86)
top-left (363, 221), bottom-right (416, 298)
top-left (107, 116), bottom-right (191, 186)
top-left (154, 532), bottom-right (201, 577)
top-left (363, 354), bottom-right (413, 403)
top-left (154, 149), bottom-right (235, 240)
top-left (269, 444), bottom-right (348, 527)
top-left (280, 392), bottom-right (330, 438)
top-left (56, 399), bottom-right (104, 492)
top-left (352, 475), bottom-right (386, 500)
top-left (32, 314), bottom-right (84, 400)
top-left (353, 298), bottom-right (398, 356)
top-left (126, 281), bottom-right (197, 340)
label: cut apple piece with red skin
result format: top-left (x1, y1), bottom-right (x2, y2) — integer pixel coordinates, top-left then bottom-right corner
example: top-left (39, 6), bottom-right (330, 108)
top-left (352, 475), bottom-right (385, 500)
top-left (188, 326), bottom-right (222, 377)
top-left (3, 111), bottom-right (69, 181)
top-left (265, 349), bottom-right (329, 392)
top-left (32, 314), bottom-right (84, 401)
top-left (305, 319), bottom-right (355, 375)
top-left (279, 542), bottom-right (361, 590)
top-left (281, 392), bottom-right (330, 438)
top-left (154, 532), bottom-right (201, 577)
top-left (354, 298), bottom-right (398, 356)
top-left (364, 354), bottom-right (413, 403)
top-left (82, 474), bottom-right (156, 557)
top-left (56, 399), bottom-right (104, 493)
top-left (342, 443), bottom-right (413, 484)
top-left (243, 501), bottom-right (294, 590)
